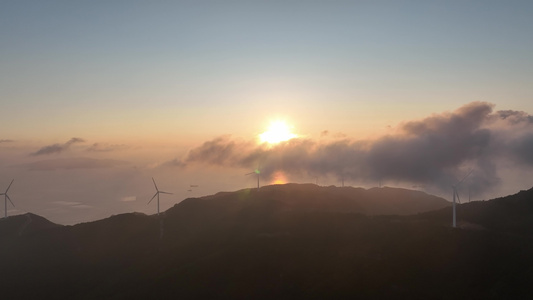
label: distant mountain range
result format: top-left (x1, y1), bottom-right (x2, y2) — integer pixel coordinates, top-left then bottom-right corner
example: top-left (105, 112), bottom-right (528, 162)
top-left (1, 184), bottom-right (533, 299)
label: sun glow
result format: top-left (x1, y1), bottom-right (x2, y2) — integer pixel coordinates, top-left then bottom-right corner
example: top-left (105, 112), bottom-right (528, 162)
top-left (259, 121), bottom-right (297, 144)
top-left (271, 171), bottom-right (288, 185)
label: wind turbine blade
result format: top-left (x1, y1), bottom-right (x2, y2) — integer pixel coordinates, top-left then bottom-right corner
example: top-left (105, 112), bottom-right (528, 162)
top-left (455, 190), bottom-right (461, 204)
top-left (457, 169), bottom-right (473, 185)
top-left (152, 177), bottom-right (159, 191)
top-left (6, 195), bottom-right (14, 207)
top-left (5, 179), bottom-right (14, 193)
top-left (148, 192), bottom-right (158, 204)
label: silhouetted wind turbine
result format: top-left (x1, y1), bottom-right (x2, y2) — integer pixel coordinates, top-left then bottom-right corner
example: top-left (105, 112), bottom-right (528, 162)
top-left (245, 169), bottom-right (260, 190)
top-left (148, 178), bottom-right (172, 215)
top-left (1, 179), bottom-right (15, 218)
top-left (452, 170), bottom-right (473, 228)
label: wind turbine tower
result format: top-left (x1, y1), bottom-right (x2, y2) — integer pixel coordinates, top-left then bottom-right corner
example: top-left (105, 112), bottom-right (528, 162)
top-left (148, 178), bottom-right (173, 215)
top-left (452, 170), bottom-right (473, 228)
top-left (245, 169), bottom-right (260, 190)
top-left (1, 179), bottom-right (15, 218)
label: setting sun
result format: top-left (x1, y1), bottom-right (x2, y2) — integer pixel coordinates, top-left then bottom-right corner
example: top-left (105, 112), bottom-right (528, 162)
top-left (259, 120), bottom-right (297, 144)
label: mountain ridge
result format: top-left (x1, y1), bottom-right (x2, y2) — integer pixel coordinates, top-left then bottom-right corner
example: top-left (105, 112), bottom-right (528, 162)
top-left (2, 184), bottom-right (533, 299)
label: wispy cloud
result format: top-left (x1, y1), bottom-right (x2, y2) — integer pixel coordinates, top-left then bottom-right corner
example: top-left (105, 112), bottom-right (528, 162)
top-left (18, 157), bottom-right (129, 171)
top-left (53, 201), bottom-right (83, 206)
top-left (120, 196), bottom-right (137, 202)
top-left (72, 205), bottom-right (92, 209)
top-left (162, 158), bottom-right (186, 167)
top-left (0, 139), bottom-right (14, 143)
top-left (86, 143), bottom-right (129, 152)
top-left (31, 137), bottom-right (85, 156)
top-left (52, 201), bottom-right (92, 209)
top-left (166, 102), bottom-right (533, 195)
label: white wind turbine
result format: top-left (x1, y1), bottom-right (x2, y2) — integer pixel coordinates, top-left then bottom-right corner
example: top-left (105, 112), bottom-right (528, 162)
top-left (1, 179), bottom-right (15, 218)
top-left (148, 178), bottom-right (173, 215)
top-left (452, 170), bottom-right (473, 228)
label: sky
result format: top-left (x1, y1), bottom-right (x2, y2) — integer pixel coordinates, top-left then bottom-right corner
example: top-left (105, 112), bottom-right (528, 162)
top-left (1, 1), bottom-right (533, 224)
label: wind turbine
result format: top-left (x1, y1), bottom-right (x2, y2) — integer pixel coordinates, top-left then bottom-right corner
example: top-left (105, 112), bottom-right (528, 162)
top-left (1, 179), bottom-right (15, 218)
top-left (148, 178), bottom-right (172, 215)
top-left (245, 169), bottom-right (260, 190)
top-left (452, 170), bottom-right (473, 228)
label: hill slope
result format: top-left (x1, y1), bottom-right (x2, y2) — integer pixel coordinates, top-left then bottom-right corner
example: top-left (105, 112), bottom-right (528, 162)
top-left (187, 183), bottom-right (451, 216)
top-left (0, 212), bottom-right (61, 238)
top-left (419, 187), bottom-right (533, 236)
top-left (1, 184), bottom-right (533, 299)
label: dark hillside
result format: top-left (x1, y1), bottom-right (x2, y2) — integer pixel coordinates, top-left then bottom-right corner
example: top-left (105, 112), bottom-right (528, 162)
top-left (419, 187), bottom-right (533, 236)
top-left (0, 212), bottom-right (61, 238)
top-left (1, 184), bottom-right (533, 299)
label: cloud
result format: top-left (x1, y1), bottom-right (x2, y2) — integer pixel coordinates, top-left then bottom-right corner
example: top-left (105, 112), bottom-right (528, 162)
top-left (184, 136), bottom-right (257, 166)
top-left (161, 158), bottom-right (186, 168)
top-left (166, 102), bottom-right (533, 195)
top-left (53, 201), bottom-right (83, 206)
top-left (52, 201), bottom-right (92, 209)
top-left (86, 143), bottom-right (129, 152)
top-left (120, 196), bottom-right (137, 202)
top-left (18, 157), bottom-right (129, 171)
top-left (72, 205), bottom-right (92, 209)
top-left (31, 137), bottom-right (86, 156)
top-left (0, 139), bottom-right (14, 143)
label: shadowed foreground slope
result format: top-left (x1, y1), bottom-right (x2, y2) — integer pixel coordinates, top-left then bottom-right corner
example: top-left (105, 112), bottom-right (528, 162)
top-left (1, 184), bottom-right (533, 299)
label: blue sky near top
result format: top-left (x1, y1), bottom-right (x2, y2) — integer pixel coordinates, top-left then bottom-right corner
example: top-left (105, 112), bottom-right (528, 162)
top-left (2, 1), bottom-right (532, 141)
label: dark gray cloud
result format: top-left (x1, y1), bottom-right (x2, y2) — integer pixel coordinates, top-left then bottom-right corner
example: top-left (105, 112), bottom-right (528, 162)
top-left (166, 102), bottom-right (533, 194)
top-left (31, 138), bottom-right (85, 156)
top-left (162, 158), bottom-right (186, 168)
top-left (508, 132), bottom-right (533, 165)
top-left (18, 157), bottom-right (129, 171)
top-left (495, 110), bottom-right (533, 125)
